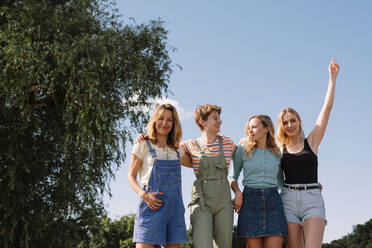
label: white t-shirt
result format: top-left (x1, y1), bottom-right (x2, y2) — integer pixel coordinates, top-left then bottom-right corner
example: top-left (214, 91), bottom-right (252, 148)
top-left (131, 141), bottom-right (185, 186)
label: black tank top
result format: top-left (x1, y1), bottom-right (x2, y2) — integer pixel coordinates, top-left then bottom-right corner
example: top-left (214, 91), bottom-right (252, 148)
top-left (281, 138), bottom-right (318, 184)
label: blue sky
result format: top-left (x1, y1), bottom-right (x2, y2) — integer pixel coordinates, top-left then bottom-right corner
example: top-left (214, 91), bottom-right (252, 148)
top-left (104, 1), bottom-right (372, 243)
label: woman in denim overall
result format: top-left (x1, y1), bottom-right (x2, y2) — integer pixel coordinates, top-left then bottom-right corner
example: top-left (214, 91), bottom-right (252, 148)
top-left (183, 104), bottom-right (235, 248)
top-left (128, 104), bottom-right (188, 247)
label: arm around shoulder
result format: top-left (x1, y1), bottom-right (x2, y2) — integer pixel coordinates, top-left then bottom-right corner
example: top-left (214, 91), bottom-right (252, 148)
top-left (181, 153), bottom-right (193, 168)
top-left (180, 142), bottom-right (193, 168)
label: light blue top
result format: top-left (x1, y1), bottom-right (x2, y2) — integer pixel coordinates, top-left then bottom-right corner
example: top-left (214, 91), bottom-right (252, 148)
top-left (230, 145), bottom-right (284, 188)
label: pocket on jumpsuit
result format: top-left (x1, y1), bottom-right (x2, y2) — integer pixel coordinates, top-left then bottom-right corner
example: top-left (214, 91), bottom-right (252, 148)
top-left (138, 199), bottom-right (150, 217)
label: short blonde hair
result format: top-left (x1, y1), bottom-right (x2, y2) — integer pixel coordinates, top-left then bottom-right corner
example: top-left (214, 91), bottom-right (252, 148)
top-left (242, 115), bottom-right (280, 158)
top-left (276, 107), bottom-right (305, 147)
top-left (146, 104), bottom-right (182, 149)
top-left (194, 104), bottom-right (221, 130)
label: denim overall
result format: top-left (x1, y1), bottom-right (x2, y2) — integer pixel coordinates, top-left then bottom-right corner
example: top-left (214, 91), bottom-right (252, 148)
top-left (133, 140), bottom-right (188, 245)
top-left (189, 138), bottom-right (233, 248)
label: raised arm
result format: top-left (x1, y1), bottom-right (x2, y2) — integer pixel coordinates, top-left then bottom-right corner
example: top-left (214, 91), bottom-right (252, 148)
top-left (308, 58), bottom-right (340, 153)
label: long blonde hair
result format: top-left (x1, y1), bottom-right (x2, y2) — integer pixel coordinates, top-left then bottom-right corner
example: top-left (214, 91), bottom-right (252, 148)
top-left (276, 107), bottom-right (305, 147)
top-left (242, 115), bottom-right (280, 158)
top-left (146, 104), bottom-right (182, 150)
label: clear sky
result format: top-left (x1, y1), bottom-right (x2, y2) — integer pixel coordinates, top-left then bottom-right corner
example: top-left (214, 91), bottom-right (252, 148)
top-left (104, 0), bottom-right (372, 243)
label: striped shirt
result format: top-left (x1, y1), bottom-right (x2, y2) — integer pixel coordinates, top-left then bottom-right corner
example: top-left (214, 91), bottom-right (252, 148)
top-left (182, 135), bottom-right (236, 174)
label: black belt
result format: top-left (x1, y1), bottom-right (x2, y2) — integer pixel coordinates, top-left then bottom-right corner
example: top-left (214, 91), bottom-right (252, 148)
top-left (283, 184), bottom-right (320, 190)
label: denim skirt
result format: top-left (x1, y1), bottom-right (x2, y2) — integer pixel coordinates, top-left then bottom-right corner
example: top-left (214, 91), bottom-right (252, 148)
top-left (237, 187), bottom-right (288, 238)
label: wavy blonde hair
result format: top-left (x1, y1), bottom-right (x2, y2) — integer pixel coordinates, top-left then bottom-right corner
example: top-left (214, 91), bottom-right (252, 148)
top-left (276, 107), bottom-right (305, 147)
top-left (146, 104), bottom-right (182, 150)
top-left (242, 115), bottom-right (280, 158)
top-left (194, 104), bottom-right (221, 130)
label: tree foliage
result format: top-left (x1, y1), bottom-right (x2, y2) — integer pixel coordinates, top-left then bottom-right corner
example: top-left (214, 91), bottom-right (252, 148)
top-left (79, 215), bottom-right (135, 248)
top-left (323, 218), bottom-right (372, 248)
top-left (79, 214), bottom-right (189, 248)
top-left (0, 0), bottom-right (174, 247)
top-left (180, 228), bottom-right (193, 248)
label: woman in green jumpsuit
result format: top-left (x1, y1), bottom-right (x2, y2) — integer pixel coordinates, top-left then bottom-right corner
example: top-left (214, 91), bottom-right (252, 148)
top-left (182, 104), bottom-right (235, 248)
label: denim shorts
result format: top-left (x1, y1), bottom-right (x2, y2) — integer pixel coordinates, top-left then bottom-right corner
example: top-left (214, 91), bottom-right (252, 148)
top-left (237, 187), bottom-right (288, 238)
top-left (280, 183), bottom-right (327, 225)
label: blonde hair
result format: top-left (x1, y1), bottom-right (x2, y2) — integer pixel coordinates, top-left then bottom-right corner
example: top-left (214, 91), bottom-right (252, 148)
top-left (146, 104), bottom-right (182, 150)
top-left (276, 107), bottom-right (305, 147)
top-left (242, 115), bottom-right (280, 159)
top-left (194, 104), bottom-right (221, 130)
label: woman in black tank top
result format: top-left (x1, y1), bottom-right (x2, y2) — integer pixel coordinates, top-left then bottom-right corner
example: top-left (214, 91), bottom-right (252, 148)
top-left (276, 58), bottom-right (340, 248)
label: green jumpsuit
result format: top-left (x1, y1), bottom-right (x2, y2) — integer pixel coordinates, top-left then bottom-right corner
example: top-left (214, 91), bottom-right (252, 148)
top-left (189, 138), bottom-right (234, 248)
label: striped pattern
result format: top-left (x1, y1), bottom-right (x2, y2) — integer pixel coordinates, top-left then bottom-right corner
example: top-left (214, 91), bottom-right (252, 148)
top-left (182, 135), bottom-right (236, 174)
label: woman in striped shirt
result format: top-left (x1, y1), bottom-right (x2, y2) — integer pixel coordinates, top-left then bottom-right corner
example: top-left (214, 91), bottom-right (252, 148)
top-left (182, 104), bottom-right (236, 248)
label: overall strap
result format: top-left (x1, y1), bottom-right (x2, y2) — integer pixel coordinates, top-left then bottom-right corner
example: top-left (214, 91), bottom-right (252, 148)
top-left (217, 137), bottom-right (227, 170)
top-left (217, 137), bottom-right (225, 159)
top-left (175, 149), bottom-right (180, 159)
top-left (145, 140), bottom-right (158, 161)
top-left (194, 139), bottom-right (206, 156)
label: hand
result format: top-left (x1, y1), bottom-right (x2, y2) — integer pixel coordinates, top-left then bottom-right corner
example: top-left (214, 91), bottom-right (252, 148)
top-left (233, 192), bottom-right (243, 213)
top-left (239, 137), bottom-right (248, 145)
top-left (273, 144), bottom-right (280, 153)
top-left (319, 183), bottom-right (323, 191)
top-left (142, 192), bottom-right (163, 210)
top-left (135, 133), bottom-right (148, 144)
top-left (328, 58), bottom-right (340, 80)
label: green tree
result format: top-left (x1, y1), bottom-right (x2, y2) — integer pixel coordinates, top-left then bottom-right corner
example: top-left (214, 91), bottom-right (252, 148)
top-left (180, 228), bottom-right (193, 248)
top-left (80, 214), bottom-right (192, 248)
top-left (0, 0), bottom-right (174, 247)
top-left (79, 215), bottom-right (135, 248)
top-left (323, 218), bottom-right (372, 248)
